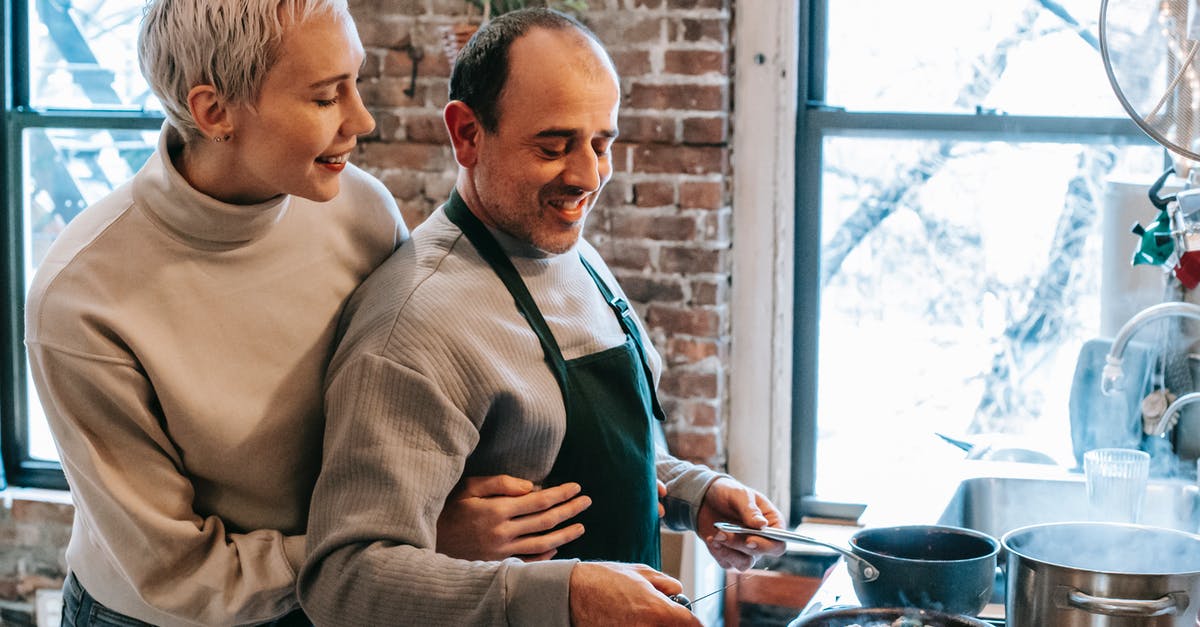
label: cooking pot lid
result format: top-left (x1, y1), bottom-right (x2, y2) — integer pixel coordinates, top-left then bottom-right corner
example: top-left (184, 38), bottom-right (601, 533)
top-left (1003, 522), bottom-right (1200, 574)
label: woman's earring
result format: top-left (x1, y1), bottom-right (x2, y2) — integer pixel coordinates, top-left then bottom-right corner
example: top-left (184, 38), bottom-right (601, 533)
top-left (213, 134), bottom-right (232, 143)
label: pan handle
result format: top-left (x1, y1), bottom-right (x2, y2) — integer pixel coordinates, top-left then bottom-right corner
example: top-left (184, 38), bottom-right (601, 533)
top-left (1057, 586), bottom-right (1188, 617)
top-left (713, 522), bottom-right (880, 582)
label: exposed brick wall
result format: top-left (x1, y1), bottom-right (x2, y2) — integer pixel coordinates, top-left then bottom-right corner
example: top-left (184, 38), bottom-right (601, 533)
top-left (351, 0), bottom-right (734, 468)
top-left (0, 494), bottom-right (70, 616)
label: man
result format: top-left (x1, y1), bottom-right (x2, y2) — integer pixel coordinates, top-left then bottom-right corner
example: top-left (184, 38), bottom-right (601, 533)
top-left (299, 8), bottom-right (785, 626)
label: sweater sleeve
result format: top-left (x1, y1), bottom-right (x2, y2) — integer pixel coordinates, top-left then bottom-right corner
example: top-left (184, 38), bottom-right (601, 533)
top-left (26, 343), bottom-right (301, 626)
top-left (299, 352), bottom-right (573, 626)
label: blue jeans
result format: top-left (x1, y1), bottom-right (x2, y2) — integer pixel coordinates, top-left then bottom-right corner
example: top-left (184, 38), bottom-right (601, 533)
top-left (61, 572), bottom-right (312, 627)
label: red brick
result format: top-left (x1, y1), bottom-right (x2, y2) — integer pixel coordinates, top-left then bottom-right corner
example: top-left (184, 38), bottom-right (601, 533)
top-left (679, 180), bottom-right (724, 209)
top-left (361, 51), bottom-right (384, 79)
top-left (610, 49), bottom-right (653, 77)
top-left (646, 304), bottom-right (721, 336)
top-left (359, 76), bottom-right (422, 106)
top-left (667, 431), bottom-right (720, 464)
top-left (372, 110), bottom-right (401, 141)
top-left (625, 82), bottom-right (727, 111)
top-left (359, 142), bottom-right (453, 171)
top-left (682, 116), bottom-right (728, 144)
top-left (611, 212), bottom-right (697, 241)
top-left (660, 370), bottom-right (719, 399)
top-left (666, 336), bottom-right (720, 364)
top-left (610, 144), bottom-right (636, 174)
top-left (378, 170), bottom-right (424, 201)
top-left (617, 274), bottom-right (686, 303)
top-left (675, 400), bottom-right (719, 427)
top-left (690, 278), bottom-right (728, 306)
top-left (405, 114), bottom-right (449, 143)
top-left (382, 48), bottom-right (416, 77)
top-left (590, 16), bottom-right (664, 46)
top-left (666, 0), bottom-right (727, 8)
top-left (356, 17), bottom-right (411, 48)
top-left (11, 500), bottom-right (73, 526)
top-left (671, 18), bottom-right (729, 44)
top-left (634, 181), bottom-right (675, 207)
top-left (633, 144), bottom-right (727, 175)
top-left (618, 115), bottom-right (676, 144)
top-left (659, 245), bottom-right (723, 273)
top-left (665, 50), bottom-right (728, 75)
top-left (604, 241), bottom-right (654, 271)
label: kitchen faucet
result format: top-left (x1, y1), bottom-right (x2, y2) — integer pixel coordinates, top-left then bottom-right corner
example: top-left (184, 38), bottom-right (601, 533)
top-left (1154, 392), bottom-right (1200, 437)
top-left (1102, 301), bottom-right (1200, 397)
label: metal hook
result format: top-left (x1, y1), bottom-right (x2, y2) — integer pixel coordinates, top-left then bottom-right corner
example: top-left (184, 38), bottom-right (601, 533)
top-left (403, 44), bottom-right (425, 99)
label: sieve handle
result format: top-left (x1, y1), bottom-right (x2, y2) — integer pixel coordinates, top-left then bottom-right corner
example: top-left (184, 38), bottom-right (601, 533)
top-left (1059, 587), bottom-right (1188, 617)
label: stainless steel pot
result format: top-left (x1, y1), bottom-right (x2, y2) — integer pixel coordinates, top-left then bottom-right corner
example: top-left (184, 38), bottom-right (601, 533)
top-left (1003, 521), bottom-right (1200, 626)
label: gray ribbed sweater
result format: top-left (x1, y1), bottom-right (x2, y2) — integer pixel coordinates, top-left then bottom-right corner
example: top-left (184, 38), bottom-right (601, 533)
top-left (299, 207), bottom-right (719, 626)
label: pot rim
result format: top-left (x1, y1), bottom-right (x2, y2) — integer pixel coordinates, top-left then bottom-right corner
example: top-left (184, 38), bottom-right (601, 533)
top-left (850, 524), bottom-right (1001, 564)
top-left (1001, 521), bottom-right (1200, 576)
top-left (793, 606), bottom-right (993, 627)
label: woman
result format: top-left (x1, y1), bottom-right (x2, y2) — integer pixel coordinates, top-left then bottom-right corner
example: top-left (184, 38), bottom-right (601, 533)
top-left (25, 1), bottom-right (586, 625)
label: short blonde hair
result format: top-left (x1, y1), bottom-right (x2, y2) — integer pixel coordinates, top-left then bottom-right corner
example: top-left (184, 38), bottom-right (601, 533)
top-left (138, 0), bottom-right (350, 141)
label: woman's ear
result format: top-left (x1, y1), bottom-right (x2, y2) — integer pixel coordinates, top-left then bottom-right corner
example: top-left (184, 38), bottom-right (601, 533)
top-left (444, 100), bottom-right (481, 168)
top-left (186, 84), bottom-right (234, 141)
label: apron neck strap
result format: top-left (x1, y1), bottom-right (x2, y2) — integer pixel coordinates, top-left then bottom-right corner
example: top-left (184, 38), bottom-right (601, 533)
top-left (443, 189), bottom-right (570, 391)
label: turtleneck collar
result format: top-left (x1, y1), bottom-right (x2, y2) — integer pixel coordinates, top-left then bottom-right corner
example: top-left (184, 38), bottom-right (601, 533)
top-left (132, 122), bottom-right (291, 249)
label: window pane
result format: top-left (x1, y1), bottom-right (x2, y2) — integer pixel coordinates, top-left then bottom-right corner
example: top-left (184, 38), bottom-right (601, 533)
top-left (814, 136), bottom-right (1162, 503)
top-left (28, 0), bottom-right (160, 111)
top-left (825, 1), bottom-right (1125, 117)
top-left (22, 127), bottom-right (158, 461)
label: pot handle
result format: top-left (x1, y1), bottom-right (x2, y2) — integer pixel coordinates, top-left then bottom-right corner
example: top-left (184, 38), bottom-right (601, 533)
top-left (713, 523), bottom-right (880, 582)
top-left (1056, 586), bottom-right (1189, 617)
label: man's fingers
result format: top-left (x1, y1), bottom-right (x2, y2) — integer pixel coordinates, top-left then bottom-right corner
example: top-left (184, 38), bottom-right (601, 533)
top-left (459, 474), bottom-right (534, 498)
top-left (636, 564), bottom-right (684, 596)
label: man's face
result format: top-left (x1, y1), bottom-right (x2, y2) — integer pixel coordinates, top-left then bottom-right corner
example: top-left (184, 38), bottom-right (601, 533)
top-left (469, 28), bottom-right (620, 254)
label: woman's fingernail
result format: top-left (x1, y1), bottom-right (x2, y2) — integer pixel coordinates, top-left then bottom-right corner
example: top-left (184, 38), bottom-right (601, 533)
top-left (747, 541), bottom-right (758, 550)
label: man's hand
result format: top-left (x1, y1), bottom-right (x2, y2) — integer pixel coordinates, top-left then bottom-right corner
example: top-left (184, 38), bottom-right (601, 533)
top-left (437, 475), bottom-right (591, 561)
top-left (569, 562), bottom-right (700, 627)
top-left (696, 477), bottom-right (787, 570)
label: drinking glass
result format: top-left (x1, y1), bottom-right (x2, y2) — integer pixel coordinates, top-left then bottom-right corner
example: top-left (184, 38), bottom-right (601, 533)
top-left (1084, 448), bottom-right (1150, 524)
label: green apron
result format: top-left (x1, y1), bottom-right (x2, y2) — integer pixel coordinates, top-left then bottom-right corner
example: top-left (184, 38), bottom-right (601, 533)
top-left (445, 191), bottom-right (665, 568)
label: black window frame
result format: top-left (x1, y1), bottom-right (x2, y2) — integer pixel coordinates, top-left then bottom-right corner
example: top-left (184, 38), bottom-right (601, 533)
top-left (789, 0), bottom-right (1160, 518)
top-left (2, 0), bottom-right (163, 490)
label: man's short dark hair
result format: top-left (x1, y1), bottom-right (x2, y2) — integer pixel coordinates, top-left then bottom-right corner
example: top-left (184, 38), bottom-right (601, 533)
top-left (448, 8), bottom-right (608, 133)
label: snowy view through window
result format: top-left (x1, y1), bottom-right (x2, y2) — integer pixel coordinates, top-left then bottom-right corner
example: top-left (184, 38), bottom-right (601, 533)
top-left (814, 1), bottom-right (1169, 503)
top-left (23, 0), bottom-right (160, 460)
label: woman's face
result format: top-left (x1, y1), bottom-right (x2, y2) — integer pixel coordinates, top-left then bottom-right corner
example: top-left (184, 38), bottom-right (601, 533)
top-left (222, 11), bottom-right (374, 204)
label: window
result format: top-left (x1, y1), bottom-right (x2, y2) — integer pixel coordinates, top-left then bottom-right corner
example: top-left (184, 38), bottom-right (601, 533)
top-left (2, 0), bottom-right (163, 489)
top-left (793, 0), bottom-right (1164, 512)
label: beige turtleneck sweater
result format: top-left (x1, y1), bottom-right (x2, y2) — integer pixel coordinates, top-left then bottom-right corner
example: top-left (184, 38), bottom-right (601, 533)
top-left (24, 123), bottom-right (406, 626)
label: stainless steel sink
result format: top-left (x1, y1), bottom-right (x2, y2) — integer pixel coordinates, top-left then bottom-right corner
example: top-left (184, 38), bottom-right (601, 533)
top-left (934, 475), bottom-right (1200, 612)
top-left (936, 475), bottom-right (1200, 539)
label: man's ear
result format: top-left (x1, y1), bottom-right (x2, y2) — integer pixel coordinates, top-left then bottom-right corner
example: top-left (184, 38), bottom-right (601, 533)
top-left (186, 84), bottom-right (235, 141)
top-left (444, 100), bottom-right (482, 168)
